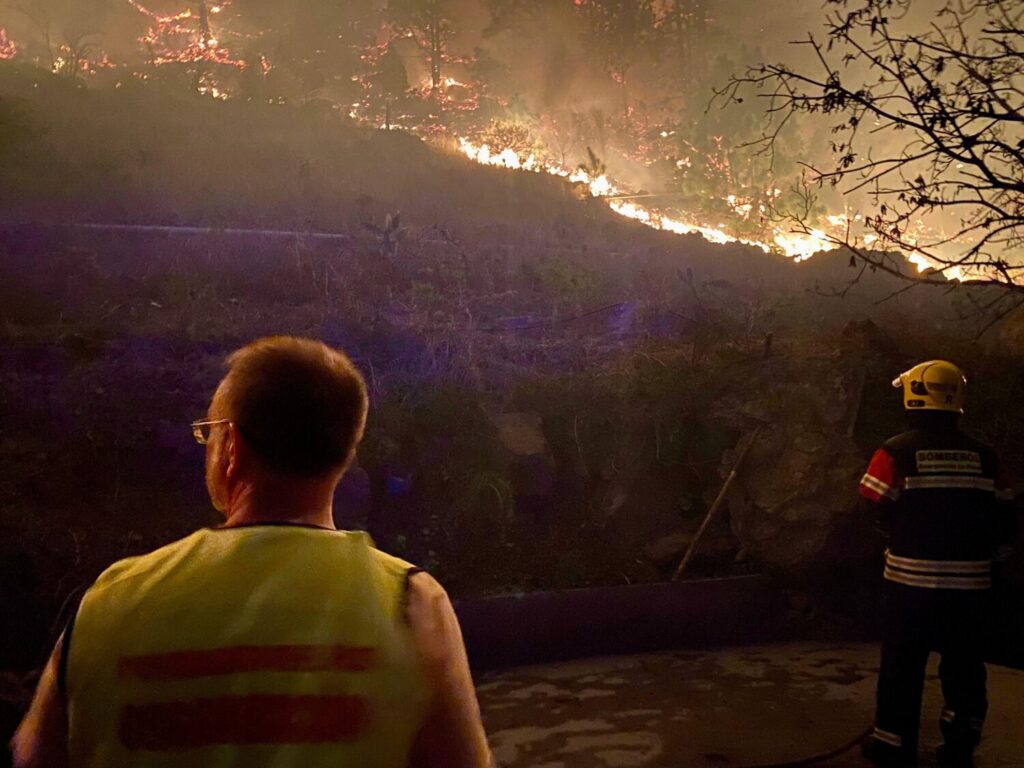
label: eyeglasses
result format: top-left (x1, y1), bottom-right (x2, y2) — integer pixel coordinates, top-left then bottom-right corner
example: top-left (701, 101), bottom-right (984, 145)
top-left (191, 418), bottom-right (231, 445)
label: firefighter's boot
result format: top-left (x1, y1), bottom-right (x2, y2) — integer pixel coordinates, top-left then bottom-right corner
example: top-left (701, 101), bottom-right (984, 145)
top-left (861, 735), bottom-right (915, 768)
top-left (937, 718), bottom-right (976, 768)
top-left (935, 743), bottom-right (973, 768)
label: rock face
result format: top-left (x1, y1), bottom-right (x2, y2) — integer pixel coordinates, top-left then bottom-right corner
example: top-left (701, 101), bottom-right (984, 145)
top-left (643, 527), bottom-right (739, 577)
top-left (644, 532), bottom-right (695, 570)
top-left (724, 323), bottom-right (897, 583)
top-left (996, 306), bottom-right (1024, 356)
top-left (493, 412), bottom-right (557, 500)
top-left (729, 422), bottom-right (870, 574)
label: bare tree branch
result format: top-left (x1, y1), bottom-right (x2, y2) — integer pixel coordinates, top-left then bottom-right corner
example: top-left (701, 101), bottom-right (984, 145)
top-left (713, 0), bottom-right (1024, 295)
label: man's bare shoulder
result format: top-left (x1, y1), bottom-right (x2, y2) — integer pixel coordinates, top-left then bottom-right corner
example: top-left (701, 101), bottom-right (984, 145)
top-left (407, 569), bottom-right (449, 601)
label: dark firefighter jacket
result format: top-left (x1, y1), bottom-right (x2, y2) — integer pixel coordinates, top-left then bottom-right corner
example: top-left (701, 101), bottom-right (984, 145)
top-left (859, 421), bottom-right (1018, 590)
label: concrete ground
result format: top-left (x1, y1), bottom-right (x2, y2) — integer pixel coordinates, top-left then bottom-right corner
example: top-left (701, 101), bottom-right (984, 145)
top-left (476, 643), bottom-right (1024, 768)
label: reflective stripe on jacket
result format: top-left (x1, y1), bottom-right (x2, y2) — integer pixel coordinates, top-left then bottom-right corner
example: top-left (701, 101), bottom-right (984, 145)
top-left (67, 526), bottom-right (430, 768)
top-left (883, 551), bottom-right (992, 590)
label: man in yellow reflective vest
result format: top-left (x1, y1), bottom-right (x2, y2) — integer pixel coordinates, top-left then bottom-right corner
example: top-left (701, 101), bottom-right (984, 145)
top-left (12, 336), bottom-right (493, 768)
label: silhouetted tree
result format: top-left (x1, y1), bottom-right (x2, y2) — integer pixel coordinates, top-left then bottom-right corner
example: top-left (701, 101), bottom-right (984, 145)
top-left (233, 0), bottom-right (375, 103)
top-left (659, 0), bottom-right (709, 86)
top-left (574, 0), bottom-right (655, 117)
top-left (717, 0), bottom-right (1024, 295)
top-left (377, 43), bottom-right (410, 128)
top-left (389, 0), bottom-right (456, 91)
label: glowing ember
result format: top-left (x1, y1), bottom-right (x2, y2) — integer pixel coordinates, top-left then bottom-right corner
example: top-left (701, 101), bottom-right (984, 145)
top-left (0, 28), bottom-right (17, 60)
top-left (129, 0), bottom-right (245, 74)
top-left (441, 77), bottom-right (466, 88)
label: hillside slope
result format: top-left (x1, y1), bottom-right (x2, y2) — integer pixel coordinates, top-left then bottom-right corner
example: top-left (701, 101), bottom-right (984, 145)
top-left (0, 63), bottom-right (963, 314)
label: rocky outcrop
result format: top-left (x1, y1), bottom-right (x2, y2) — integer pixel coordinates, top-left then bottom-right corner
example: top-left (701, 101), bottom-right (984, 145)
top-left (996, 305), bottom-right (1024, 356)
top-left (643, 528), bottom-right (740, 576)
top-left (645, 532), bottom-right (695, 570)
top-left (493, 412), bottom-right (557, 500)
top-left (729, 423), bottom-right (870, 574)
top-left (723, 323), bottom-right (898, 580)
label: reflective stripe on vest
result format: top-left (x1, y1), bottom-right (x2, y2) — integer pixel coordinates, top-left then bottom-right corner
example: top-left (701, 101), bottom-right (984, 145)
top-left (884, 550), bottom-right (992, 590)
top-left (903, 475), bottom-right (995, 492)
top-left (67, 527), bottom-right (430, 768)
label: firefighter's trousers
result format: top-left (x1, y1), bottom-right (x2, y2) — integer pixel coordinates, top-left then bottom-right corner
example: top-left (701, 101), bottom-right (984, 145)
top-left (872, 583), bottom-right (989, 758)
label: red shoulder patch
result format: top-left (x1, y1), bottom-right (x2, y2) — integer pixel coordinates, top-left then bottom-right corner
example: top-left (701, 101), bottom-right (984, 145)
top-left (860, 448), bottom-right (902, 502)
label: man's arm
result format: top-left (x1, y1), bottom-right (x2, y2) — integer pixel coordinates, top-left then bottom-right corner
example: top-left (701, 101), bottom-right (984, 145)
top-left (10, 637), bottom-right (68, 768)
top-left (405, 571), bottom-right (493, 768)
top-left (859, 447), bottom-right (903, 536)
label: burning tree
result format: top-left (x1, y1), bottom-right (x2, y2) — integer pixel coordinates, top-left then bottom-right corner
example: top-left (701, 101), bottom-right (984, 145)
top-left (351, 1), bottom-right (488, 132)
top-left (131, 0), bottom-right (246, 95)
top-left (388, 0), bottom-right (457, 92)
top-left (716, 0), bottom-right (1024, 293)
top-left (376, 42), bottom-right (411, 129)
top-left (477, 119), bottom-right (540, 155)
top-left (2, 0), bottom-right (125, 76)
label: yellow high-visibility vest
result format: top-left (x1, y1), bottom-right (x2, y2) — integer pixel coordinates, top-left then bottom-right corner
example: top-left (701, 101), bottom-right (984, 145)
top-left (66, 526), bottom-right (430, 768)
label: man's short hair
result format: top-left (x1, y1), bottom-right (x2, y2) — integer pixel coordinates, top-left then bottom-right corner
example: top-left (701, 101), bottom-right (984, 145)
top-left (220, 337), bottom-right (368, 476)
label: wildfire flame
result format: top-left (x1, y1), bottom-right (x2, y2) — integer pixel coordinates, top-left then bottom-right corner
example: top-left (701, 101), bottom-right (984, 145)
top-left (455, 137), bottom-right (981, 281)
top-left (0, 28), bottom-right (17, 60)
top-left (457, 137), bottom-right (837, 261)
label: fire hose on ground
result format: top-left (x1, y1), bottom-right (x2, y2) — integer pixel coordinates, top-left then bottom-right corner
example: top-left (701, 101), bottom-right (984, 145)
top-left (671, 426), bottom-right (872, 767)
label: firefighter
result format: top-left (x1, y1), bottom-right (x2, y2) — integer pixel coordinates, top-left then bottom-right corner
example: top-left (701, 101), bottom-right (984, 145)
top-left (859, 360), bottom-right (1018, 768)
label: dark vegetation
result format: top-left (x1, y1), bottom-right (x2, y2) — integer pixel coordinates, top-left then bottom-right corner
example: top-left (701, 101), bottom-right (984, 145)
top-left (2, 65), bottom-right (1024, 737)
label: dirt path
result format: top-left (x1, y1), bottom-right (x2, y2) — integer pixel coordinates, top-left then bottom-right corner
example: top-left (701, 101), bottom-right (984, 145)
top-left (477, 642), bottom-right (1024, 768)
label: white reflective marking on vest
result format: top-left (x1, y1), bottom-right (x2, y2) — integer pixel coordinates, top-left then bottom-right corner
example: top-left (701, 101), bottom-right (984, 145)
top-left (915, 450), bottom-right (982, 474)
top-left (861, 473), bottom-right (900, 500)
top-left (872, 728), bottom-right (902, 747)
top-left (883, 568), bottom-right (992, 590)
top-left (903, 475), bottom-right (994, 491)
top-left (885, 552), bottom-right (991, 573)
top-left (941, 709), bottom-right (955, 723)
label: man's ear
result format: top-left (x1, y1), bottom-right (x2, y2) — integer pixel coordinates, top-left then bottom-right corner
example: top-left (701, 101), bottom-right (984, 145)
top-left (225, 423), bottom-right (242, 479)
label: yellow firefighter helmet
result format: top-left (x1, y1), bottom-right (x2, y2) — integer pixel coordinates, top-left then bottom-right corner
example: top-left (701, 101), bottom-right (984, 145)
top-left (891, 360), bottom-right (967, 413)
